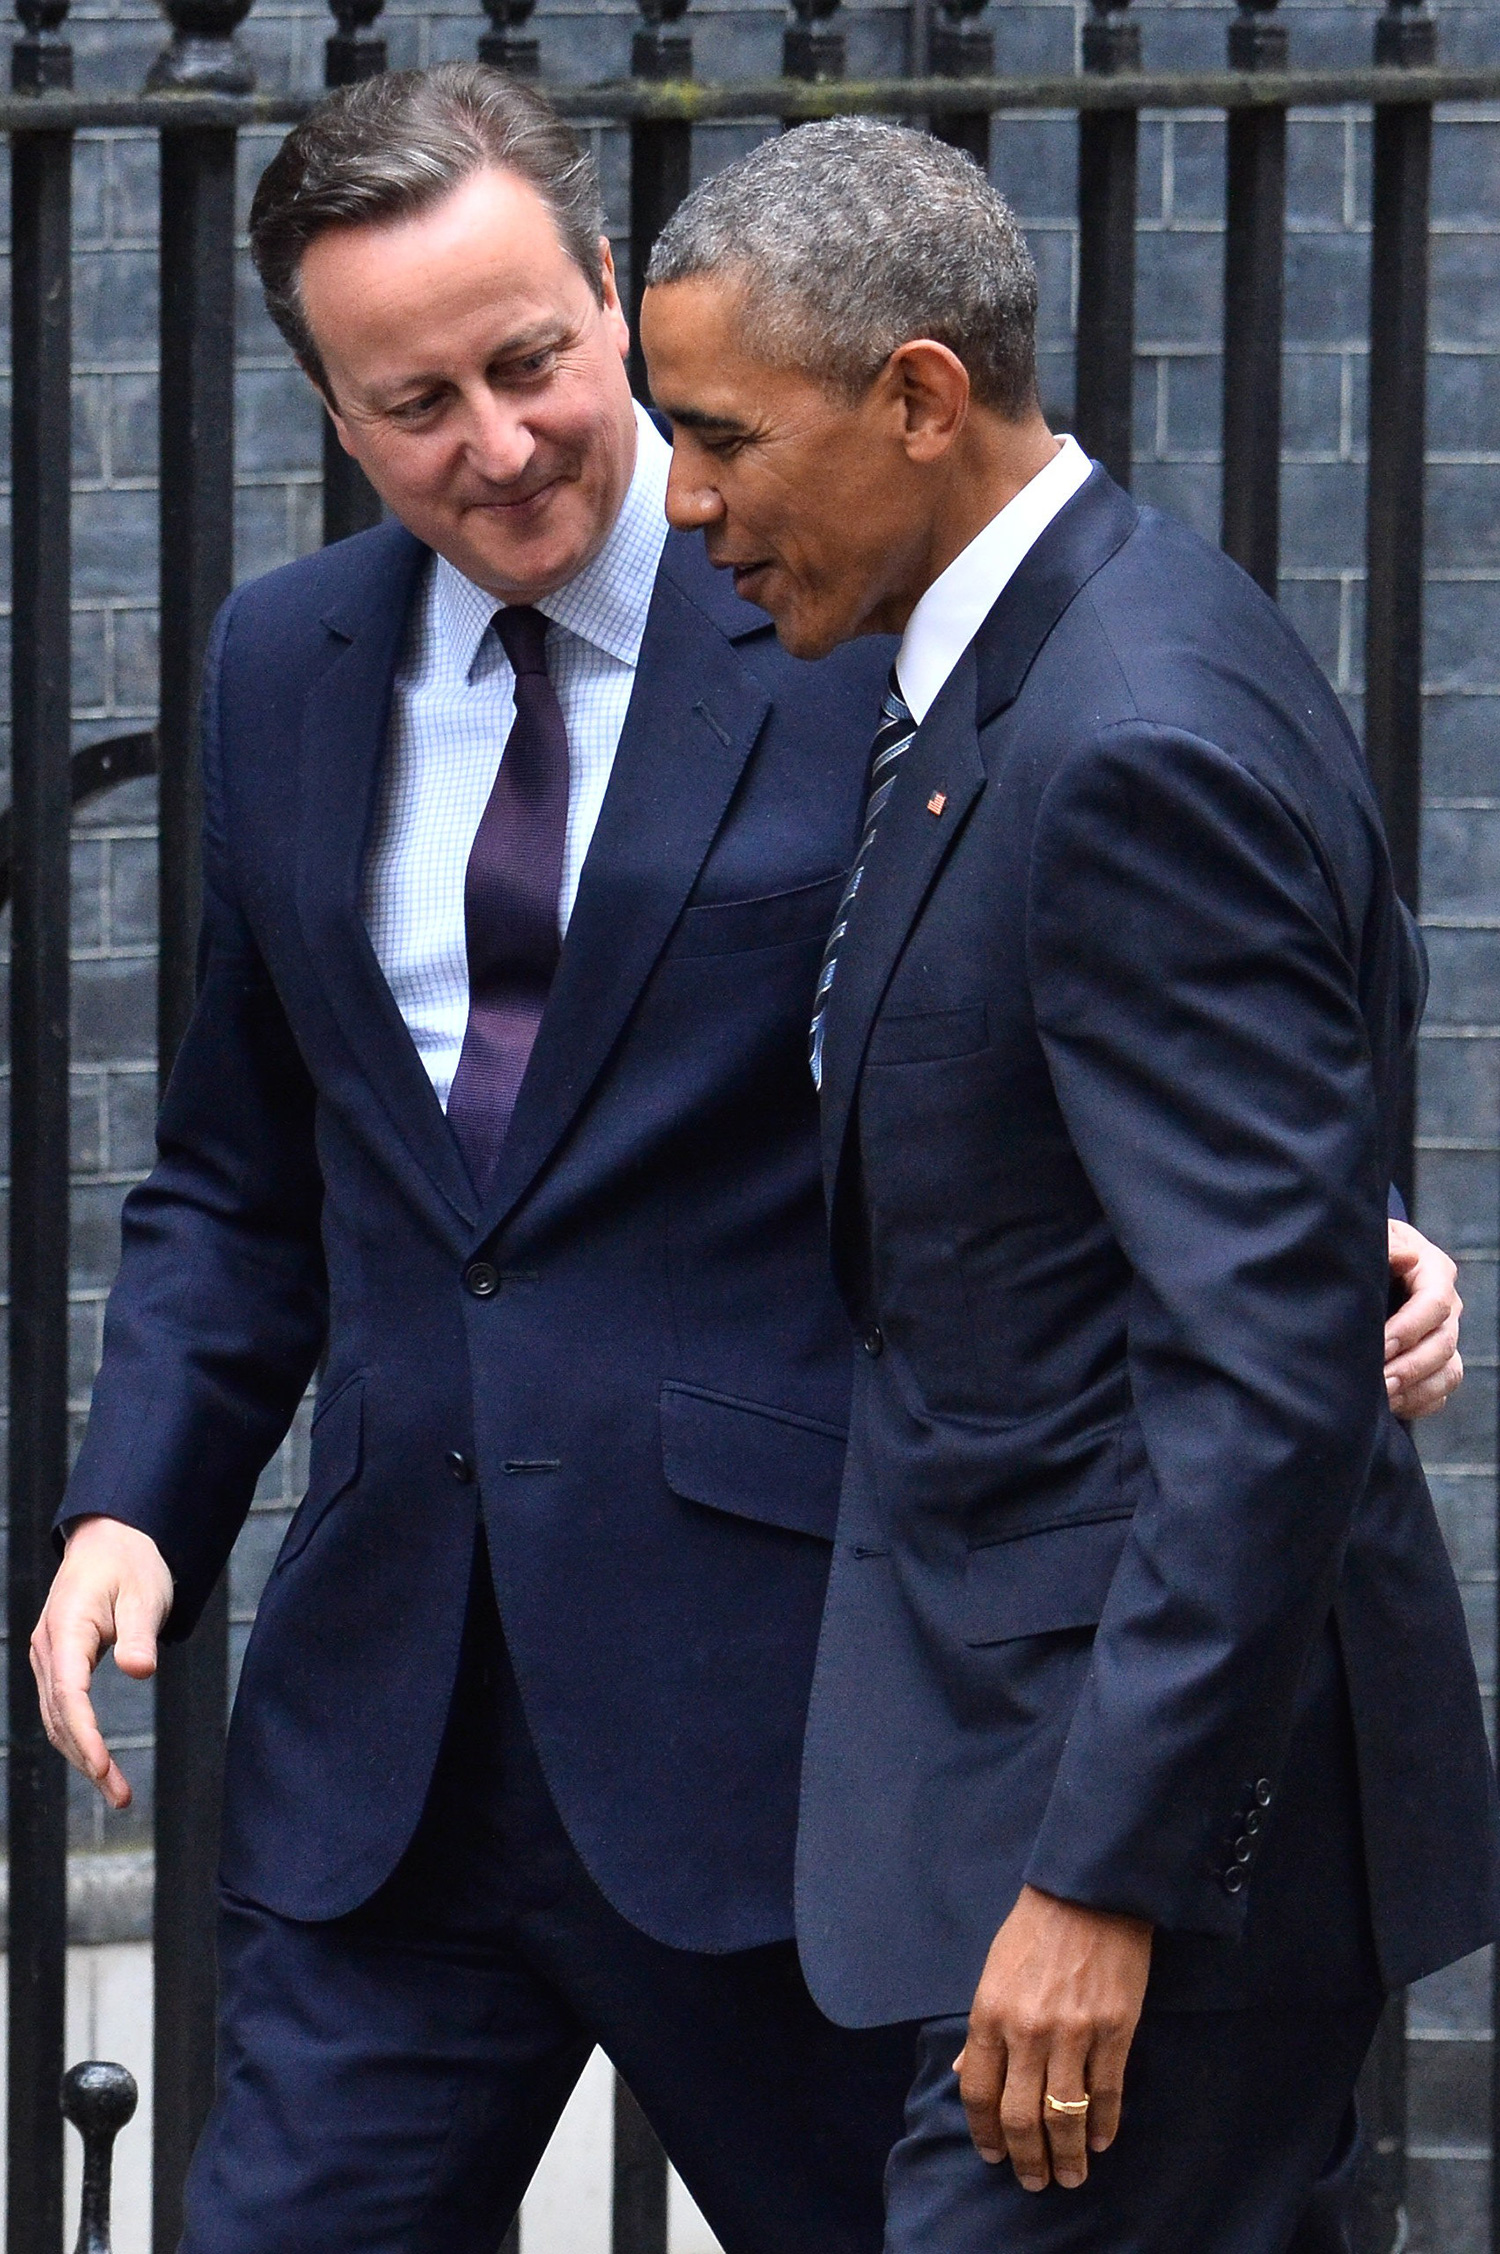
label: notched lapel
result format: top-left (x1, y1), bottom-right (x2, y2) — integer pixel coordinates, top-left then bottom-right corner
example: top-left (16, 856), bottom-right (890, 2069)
top-left (817, 656), bottom-right (985, 1210)
top-left (475, 536), bottom-right (771, 1238)
top-left (818, 467), bottom-right (1142, 1213)
top-left (296, 533), bottom-right (479, 1233)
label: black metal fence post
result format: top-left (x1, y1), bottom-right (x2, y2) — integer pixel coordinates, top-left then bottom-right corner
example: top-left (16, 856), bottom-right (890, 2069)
top-left (628, 0), bottom-right (692, 402)
top-left (150, 11), bottom-right (247, 2232)
top-left (61, 2063), bottom-right (138, 2254)
top-left (7, 5), bottom-right (75, 2247)
top-left (784, 0), bottom-right (843, 87)
top-left (320, 0), bottom-right (386, 546)
top-left (478, 0), bottom-right (539, 78)
top-left (929, 0), bottom-right (993, 171)
top-left (1356, 7), bottom-right (1434, 2252)
top-left (1220, 0), bottom-right (1286, 597)
top-left (1075, 0), bottom-right (1139, 487)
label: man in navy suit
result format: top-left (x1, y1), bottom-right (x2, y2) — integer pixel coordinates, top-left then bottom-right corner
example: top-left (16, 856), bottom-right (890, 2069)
top-left (642, 119), bottom-right (1499, 2251)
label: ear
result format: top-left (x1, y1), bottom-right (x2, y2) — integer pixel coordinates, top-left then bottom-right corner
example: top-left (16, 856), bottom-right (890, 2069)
top-left (885, 340), bottom-right (971, 463)
top-left (600, 238), bottom-right (631, 363)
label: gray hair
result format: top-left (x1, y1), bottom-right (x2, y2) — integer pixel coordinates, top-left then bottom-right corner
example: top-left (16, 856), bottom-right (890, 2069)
top-left (249, 64), bottom-right (606, 399)
top-left (646, 119), bottom-right (1039, 417)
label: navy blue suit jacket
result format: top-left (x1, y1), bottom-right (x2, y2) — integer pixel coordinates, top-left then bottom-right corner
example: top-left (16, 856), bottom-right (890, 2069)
top-left (796, 470), bottom-right (1500, 2026)
top-left (62, 518), bottom-right (893, 1950)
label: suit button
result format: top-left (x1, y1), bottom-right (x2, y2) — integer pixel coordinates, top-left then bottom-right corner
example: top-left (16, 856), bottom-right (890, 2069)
top-left (1255, 1779), bottom-right (1273, 1808)
top-left (446, 1449), bottom-right (475, 1485)
top-left (464, 1260), bottom-right (499, 1299)
top-left (1233, 1837), bottom-right (1254, 1863)
top-left (1222, 1867), bottom-right (1245, 1896)
top-left (864, 1327), bottom-right (884, 1357)
top-left (1243, 1810), bottom-right (1262, 1836)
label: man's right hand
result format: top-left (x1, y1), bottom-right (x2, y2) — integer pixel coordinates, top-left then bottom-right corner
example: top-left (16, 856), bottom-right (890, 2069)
top-left (31, 1517), bottom-right (173, 1809)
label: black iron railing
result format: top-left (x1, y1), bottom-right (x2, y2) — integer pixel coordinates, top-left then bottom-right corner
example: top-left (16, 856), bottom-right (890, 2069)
top-left (1, 0), bottom-right (1494, 2244)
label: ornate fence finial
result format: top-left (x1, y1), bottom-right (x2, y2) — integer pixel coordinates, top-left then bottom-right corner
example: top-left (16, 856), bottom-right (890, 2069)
top-left (931, 0), bottom-right (991, 83)
top-left (61, 2063), bottom-right (138, 2254)
top-left (785, 0), bottom-right (842, 82)
top-left (144, 0), bottom-right (256, 91)
top-left (13, 0), bottom-right (71, 91)
top-left (634, 0), bottom-right (690, 82)
top-left (478, 0), bottom-right (539, 78)
top-left (1082, 0), bottom-right (1138, 76)
top-left (1374, 0), bottom-right (1434, 67)
top-left (325, 0), bottom-right (385, 86)
top-left (1228, 0), bottom-right (1285, 72)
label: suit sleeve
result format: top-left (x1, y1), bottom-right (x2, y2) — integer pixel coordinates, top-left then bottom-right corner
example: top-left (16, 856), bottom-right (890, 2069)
top-left (1020, 722), bottom-right (1395, 1936)
top-left (57, 592), bottom-right (329, 1638)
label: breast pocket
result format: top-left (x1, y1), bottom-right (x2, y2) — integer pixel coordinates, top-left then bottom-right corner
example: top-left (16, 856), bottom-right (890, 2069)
top-left (276, 1372), bottom-right (365, 1571)
top-left (865, 1005), bottom-right (989, 1066)
top-left (668, 873), bottom-right (846, 958)
top-left (962, 1511), bottom-right (1132, 1646)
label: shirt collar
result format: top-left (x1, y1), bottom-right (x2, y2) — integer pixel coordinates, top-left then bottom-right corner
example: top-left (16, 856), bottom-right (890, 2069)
top-left (895, 434), bottom-right (1093, 725)
top-left (431, 401), bottom-right (671, 682)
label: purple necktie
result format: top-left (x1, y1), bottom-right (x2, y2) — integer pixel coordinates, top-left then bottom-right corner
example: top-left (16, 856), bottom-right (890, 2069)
top-left (445, 606), bottom-right (570, 1195)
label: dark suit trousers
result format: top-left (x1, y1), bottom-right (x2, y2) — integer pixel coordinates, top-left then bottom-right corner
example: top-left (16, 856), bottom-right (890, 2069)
top-left (179, 1552), bottom-right (916, 2254)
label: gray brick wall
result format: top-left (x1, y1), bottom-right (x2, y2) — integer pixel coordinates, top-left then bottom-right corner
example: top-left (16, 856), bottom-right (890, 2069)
top-left (0, 0), bottom-right (1495, 2240)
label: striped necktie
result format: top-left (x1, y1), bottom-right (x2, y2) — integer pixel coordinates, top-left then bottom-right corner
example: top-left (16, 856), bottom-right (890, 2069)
top-left (809, 666), bottom-right (916, 1090)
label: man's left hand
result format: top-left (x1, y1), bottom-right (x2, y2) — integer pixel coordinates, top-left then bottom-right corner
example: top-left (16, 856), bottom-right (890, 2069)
top-left (1387, 1219), bottom-right (1463, 1420)
top-left (954, 1884), bottom-right (1152, 2194)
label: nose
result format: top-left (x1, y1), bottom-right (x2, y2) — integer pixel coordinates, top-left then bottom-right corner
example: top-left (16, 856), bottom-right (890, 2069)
top-left (664, 450), bottom-right (724, 532)
top-left (465, 387), bottom-right (537, 486)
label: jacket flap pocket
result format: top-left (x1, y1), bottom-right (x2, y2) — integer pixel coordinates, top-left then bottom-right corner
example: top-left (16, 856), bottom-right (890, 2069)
top-left (277, 1374), bottom-right (365, 1570)
top-left (660, 1382), bottom-right (846, 1541)
top-left (670, 873), bottom-right (845, 957)
top-left (866, 1005), bottom-right (988, 1066)
top-left (962, 1512), bottom-right (1131, 1647)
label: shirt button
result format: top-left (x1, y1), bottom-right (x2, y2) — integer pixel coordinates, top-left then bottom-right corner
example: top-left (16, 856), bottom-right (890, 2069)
top-left (864, 1327), bottom-right (884, 1357)
top-left (464, 1260), bottom-right (500, 1299)
top-left (446, 1449), bottom-right (475, 1485)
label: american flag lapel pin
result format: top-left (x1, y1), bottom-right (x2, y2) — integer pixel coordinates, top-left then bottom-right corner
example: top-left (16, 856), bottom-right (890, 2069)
top-left (927, 791), bottom-right (948, 817)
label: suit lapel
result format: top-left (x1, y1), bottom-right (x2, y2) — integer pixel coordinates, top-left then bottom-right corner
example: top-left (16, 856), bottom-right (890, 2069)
top-left (816, 666), bottom-right (985, 1209)
top-left (295, 524), bottom-right (480, 1234)
top-left (475, 531), bottom-right (773, 1238)
top-left (817, 466), bottom-right (1141, 1211)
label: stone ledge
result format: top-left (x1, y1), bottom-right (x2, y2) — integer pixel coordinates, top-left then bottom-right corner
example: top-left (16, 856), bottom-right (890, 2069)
top-left (0, 1850), bottom-right (153, 1947)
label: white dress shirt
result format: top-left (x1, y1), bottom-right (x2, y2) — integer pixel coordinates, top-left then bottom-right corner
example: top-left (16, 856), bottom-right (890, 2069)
top-left (895, 435), bottom-right (1093, 724)
top-left (362, 405), bottom-right (671, 1110)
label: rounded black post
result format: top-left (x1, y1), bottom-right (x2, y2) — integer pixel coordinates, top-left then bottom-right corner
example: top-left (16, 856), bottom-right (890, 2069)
top-left (61, 2063), bottom-right (139, 2254)
top-left (145, 0), bottom-right (254, 92)
top-left (321, 0), bottom-right (387, 544)
top-left (153, 68), bottom-right (244, 2245)
top-left (1220, 0), bottom-right (1287, 597)
top-left (628, 0), bottom-right (692, 401)
top-left (478, 0), bottom-right (539, 79)
top-left (324, 0), bottom-right (384, 87)
top-left (930, 0), bottom-right (992, 171)
top-left (1074, 0), bottom-right (1139, 487)
top-left (785, 0), bottom-right (842, 87)
top-left (8, 11), bottom-right (75, 2254)
top-left (612, 2076), bottom-right (668, 2254)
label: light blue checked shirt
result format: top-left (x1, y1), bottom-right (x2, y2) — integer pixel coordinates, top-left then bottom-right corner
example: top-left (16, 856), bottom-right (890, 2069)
top-left (363, 405), bottom-right (671, 1110)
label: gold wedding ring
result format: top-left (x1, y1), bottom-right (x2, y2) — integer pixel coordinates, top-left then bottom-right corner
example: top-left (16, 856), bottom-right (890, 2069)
top-left (1043, 2093), bottom-right (1091, 2118)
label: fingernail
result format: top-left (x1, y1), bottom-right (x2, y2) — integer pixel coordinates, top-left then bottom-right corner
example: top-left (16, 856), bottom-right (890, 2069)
top-left (1021, 2176), bottom-right (1047, 2194)
top-left (1057, 2172), bottom-right (1084, 2190)
top-left (977, 2149), bottom-right (1003, 2166)
top-left (1088, 2136), bottom-right (1110, 2153)
top-left (1385, 1373), bottom-right (1398, 1394)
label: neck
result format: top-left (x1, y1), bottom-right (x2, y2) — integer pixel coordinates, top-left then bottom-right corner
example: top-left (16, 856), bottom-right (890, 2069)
top-left (897, 414), bottom-right (1062, 630)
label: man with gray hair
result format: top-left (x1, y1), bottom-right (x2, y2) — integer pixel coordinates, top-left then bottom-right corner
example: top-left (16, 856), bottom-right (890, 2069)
top-left (643, 119), bottom-right (1499, 2253)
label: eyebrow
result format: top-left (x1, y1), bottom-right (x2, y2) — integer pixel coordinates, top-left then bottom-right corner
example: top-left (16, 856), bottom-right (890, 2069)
top-left (658, 406), bottom-right (752, 436)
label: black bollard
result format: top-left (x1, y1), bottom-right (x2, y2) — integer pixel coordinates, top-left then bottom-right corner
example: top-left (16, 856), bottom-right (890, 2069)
top-left (60, 2062), bottom-right (139, 2254)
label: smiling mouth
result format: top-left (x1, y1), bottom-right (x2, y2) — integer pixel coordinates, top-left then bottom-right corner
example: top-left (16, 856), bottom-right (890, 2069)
top-left (473, 478), bottom-right (562, 515)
